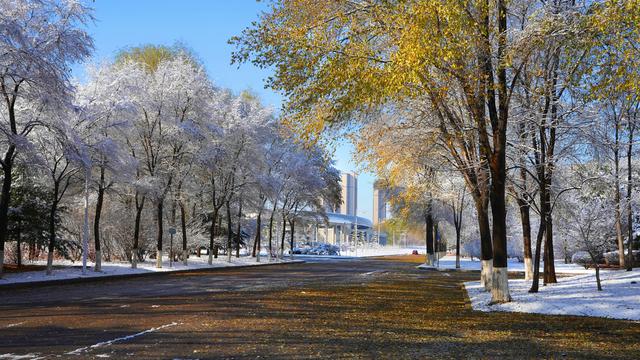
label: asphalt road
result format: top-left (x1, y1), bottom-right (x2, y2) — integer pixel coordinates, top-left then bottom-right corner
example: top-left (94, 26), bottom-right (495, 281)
top-left (1, 256), bottom-right (639, 359)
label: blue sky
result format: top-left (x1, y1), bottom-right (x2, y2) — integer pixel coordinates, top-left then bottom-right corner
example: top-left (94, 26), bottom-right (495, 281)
top-left (75, 0), bottom-right (376, 219)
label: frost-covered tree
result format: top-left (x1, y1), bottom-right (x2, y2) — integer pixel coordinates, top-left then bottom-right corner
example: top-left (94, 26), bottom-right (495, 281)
top-left (559, 165), bottom-right (618, 290)
top-left (0, 0), bottom-right (93, 276)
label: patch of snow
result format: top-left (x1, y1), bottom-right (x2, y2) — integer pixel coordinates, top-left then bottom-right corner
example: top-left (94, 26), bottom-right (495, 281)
top-left (464, 269), bottom-right (640, 321)
top-left (0, 354), bottom-right (44, 360)
top-left (4, 322), bottom-right (25, 328)
top-left (419, 255), bottom-right (592, 275)
top-left (360, 270), bottom-right (386, 276)
top-left (0, 256), bottom-right (298, 286)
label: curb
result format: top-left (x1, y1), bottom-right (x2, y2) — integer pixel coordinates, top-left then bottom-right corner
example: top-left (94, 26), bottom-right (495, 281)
top-left (0, 260), bottom-right (306, 290)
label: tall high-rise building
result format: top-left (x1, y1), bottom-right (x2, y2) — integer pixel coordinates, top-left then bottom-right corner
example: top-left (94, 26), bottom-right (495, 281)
top-left (373, 180), bottom-right (387, 225)
top-left (339, 172), bottom-right (357, 216)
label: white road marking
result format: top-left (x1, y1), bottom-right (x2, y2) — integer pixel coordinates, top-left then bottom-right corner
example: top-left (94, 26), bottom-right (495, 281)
top-left (66, 322), bottom-right (179, 355)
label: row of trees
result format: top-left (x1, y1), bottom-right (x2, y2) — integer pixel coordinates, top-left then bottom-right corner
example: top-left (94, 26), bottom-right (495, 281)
top-left (0, 0), bottom-right (341, 277)
top-left (232, 0), bottom-right (640, 302)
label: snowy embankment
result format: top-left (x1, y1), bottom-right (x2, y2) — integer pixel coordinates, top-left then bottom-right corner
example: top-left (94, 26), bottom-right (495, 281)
top-left (464, 269), bottom-right (640, 321)
top-left (0, 255), bottom-right (296, 286)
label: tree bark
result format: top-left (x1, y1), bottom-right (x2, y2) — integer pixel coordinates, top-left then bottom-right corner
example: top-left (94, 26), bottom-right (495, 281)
top-left (289, 218), bottom-right (295, 260)
top-left (0, 145), bottom-right (15, 277)
top-left (209, 207), bottom-right (219, 265)
top-left (517, 197), bottom-right (533, 280)
top-left (425, 202), bottom-right (434, 266)
top-left (529, 217), bottom-right (546, 293)
top-left (475, 200), bottom-right (493, 290)
top-left (156, 200), bottom-right (164, 268)
top-left (93, 166), bottom-right (105, 272)
top-left (268, 201), bottom-right (277, 260)
top-left (280, 213), bottom-right (287, 259)
top-left (226, 200), bottom-right (232, 262)
top-left (543, 214), bottom-right (557, 284)
top-left (627, 121), bottom-right (635, 270)
top-left (180, 200), bottom-right (188, 266)
top-left (487, 0), bottom-right (510, 303)
top-left (132, 193), bottom-right (145, 269)
top-left (16, 225), bottom-right (21, 268)
top-left (595, 264), bottom-right (602, 291)
top-left (614, 123), bottom-right (626, 268)
top-left (46, 183), bottom-right (60, 275)
top-left (235, 198), bottom-right (242, 258)
top-left (253, 211), bottom-right (262, 258)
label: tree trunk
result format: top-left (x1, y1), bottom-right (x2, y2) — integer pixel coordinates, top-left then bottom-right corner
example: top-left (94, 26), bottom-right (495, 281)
top-left (543, 214), bottom-right (557, 284)
top-left (487, 0), bottom-right (511, 304)
top-left (268, 202), bottom-right (277, 260)
top-left (595, 264), bottom-right (602, 291)
top-left (46, 194), bottom-right (59, 276)
top-left (16, 225), bottom-right (21, 268)
top-left (255, 211), bottom-right (262, 262)
top-left (475, 200), bottom-right (493, 290)
top-left (425, 204), bottom-right (434, 266)
top-left (209, 207), bottom-right (219, 265)
top-left (529, 216), bottom-right (546, 293)
top-left (132, 193), bottom-right (145, 269)
top-left (280, 213), bottom-right (287, 259)
top-left (627, 123), bottom-right (635, 270)
top-left (455, 224), bottom-right (461, 269)
top-left (614, 124), bottom-right (626, 268)
top-left (156, 200), bottom-right (164, 268)
top-left (180, 200), bottom-right (188, 266)
top-left (517, 198), bottom-right (533, 280)
top-left (93, 167), bottom-right (105, 272)
top-left (0, 145), bottom-right (15, 277)
top-left (226, 200), bottom-right (232, 262)
top-left (289, 218), bottom-right (295, 261)
top-left (253, 211), bottom-right (262, 258)
top-left (235, 198), bottom-right (242, 258)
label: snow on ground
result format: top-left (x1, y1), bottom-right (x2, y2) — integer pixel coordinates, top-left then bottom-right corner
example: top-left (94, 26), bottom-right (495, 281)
top-left (341, 245), bottom-right (423, 257)
top-left (464, 268), bottom-right (640, 321)
top-left (0, 255), bottom-right (296, 286)
top-left (418, 255), bottom-right (591, 274)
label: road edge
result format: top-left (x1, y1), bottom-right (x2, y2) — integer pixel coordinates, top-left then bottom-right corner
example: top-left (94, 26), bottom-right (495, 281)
top-left (0, 260), bottom-right (306, 290)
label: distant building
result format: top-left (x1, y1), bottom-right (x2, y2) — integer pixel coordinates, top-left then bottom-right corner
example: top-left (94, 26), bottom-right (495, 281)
top-left (339, 172), bottom-right (357, 216)
top-left (373, 181), bottom-right (388, 226)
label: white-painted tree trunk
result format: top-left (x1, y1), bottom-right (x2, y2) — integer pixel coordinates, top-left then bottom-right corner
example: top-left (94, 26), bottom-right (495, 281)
top-left (524, 257), bottom-right (533, 280)
top-left (455, 255), bottom-right (460, 269)
top-left (0, 250), bottom-right (4, 277)
top-left (46, 251), bottom-right (54, 275)
top-left (480, 259), bottom-right (492, 291)
top-left (156, 249), bottom-right (162, 268)
top-left (227, 246), bottom-right (232, 262)
top-left (491, 267), bottom-right (511, 303)
top-left (131, 248), bottom-right (138, 269)
top-left (94, 250), bottom-right (102, 272)
top-left (182, 249), bottom-right (188, 266)
top-left (208, 249), bottom-right (213, 265)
